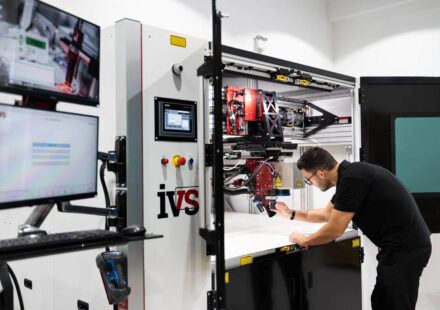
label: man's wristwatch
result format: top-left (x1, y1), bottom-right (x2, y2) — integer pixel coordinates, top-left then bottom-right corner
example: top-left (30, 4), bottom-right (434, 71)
top-left (290, 210), bottom-right (296, 220)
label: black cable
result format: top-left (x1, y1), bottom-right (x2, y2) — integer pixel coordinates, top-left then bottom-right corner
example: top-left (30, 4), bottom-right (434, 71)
top-left (99, 160), bottom-right (111, 252)
top-left (223, 188), bottom-right (250, 195)
top-left (6, 264), bottom-right (24, 310)
top-left (100, 161), bottom-right (111, 208)
top-left (224, 166), bottom-right (246, 183)
top-left (113, 304), bottom-right (118, 310)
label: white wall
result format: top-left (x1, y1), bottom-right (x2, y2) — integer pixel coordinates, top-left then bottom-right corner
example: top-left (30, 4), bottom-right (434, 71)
top-left (332, 1), bottom-right (440, 309)
top-left (333, 0), bottom-right (440, 76)
top-left (40, 0), bottom-right (335, 70)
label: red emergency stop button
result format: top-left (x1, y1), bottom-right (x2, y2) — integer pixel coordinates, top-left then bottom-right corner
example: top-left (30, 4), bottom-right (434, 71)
top-left (161, 158), bottom-right (169, 165)
top-left (177, 157), bottom-right (186, 166)
top-left (172, 155), bottom-right (186, 167)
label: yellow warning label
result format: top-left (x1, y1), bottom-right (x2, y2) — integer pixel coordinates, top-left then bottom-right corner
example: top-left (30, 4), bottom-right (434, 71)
top-left (225, 272), bottom-right (229, 284)
top-left (276, 75), bottom-right (287, 82)
top-left (296, 177), bottom-right (303, 187)
top-left (299, 79), bottom-right (310, 86)
top-left (352, 238), bottom-right (360, 248)
top-left (280, 246), bottom-right (291, 252)
top-left (170, 35), bottom-right (186, 48)
top-left (240, 256), bottom-right (253, 266)
top-left (275, 176), bottom-right (283, 187)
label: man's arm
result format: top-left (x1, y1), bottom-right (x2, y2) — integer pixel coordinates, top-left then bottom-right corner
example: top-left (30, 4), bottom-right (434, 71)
top-left (274, 201), bottom-right (334, 223)
top-left (289, 209), bottom-right (354, 247)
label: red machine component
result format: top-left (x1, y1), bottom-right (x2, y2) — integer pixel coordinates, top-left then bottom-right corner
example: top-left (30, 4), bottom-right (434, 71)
top-left (66, 19), bottom-right (84, 86)
top-left (244, 88), bottom-right (263, 122)
top-left (246, 159), bottom-right (274, 196)
top-left (226, 86), bottom-right (264, 136)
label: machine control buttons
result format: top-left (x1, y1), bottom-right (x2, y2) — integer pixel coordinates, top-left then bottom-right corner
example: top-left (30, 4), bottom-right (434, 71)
top-left (177, 157), bottom-right (186, 166)
top-left (172, 155), bottom-right (186, 167)
top-left (161, 158), bottom-right (169, 165)
top-left (187, 154), bottom-right (194, 165)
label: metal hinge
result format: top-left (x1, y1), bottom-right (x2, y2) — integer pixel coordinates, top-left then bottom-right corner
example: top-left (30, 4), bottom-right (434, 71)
top-left (359, 246), bottom-right (365, 264)
top-left (359, 147), bottom-right (366, 162)
top-left (199, 228), bottom-right (217, 255)
top-left (207, 290), bottom-right (217, 310)
top-left (205, 144), bottom-right (214, 167)
top-left (358, 88), bottom-right (365, 105)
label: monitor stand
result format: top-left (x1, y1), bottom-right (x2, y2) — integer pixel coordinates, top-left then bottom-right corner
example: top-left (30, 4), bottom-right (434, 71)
top-left (18, 96), bottom-right (58, 110)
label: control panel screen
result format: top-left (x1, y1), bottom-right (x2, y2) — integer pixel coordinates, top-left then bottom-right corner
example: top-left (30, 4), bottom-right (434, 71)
top-left (155, 97), bottom-right (197, 142)
top-left (164, 108), bottom-right (191, 132)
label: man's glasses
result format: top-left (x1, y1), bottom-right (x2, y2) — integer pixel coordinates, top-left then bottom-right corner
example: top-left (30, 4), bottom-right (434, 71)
top-left (304, 170), bottom-right (318, 185)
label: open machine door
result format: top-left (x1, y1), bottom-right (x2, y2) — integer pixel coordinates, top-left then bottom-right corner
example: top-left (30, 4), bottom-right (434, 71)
top-left (359, 77), bottom-right (440, 233)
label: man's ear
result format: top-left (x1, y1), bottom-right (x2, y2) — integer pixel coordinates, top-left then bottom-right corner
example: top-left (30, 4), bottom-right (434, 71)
top-left (317, 170), bottom-right (325, 178)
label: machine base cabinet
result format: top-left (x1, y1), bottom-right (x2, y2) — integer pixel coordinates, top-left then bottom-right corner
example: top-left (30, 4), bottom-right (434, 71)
top-left (225, 237), bottom-right (362, 310)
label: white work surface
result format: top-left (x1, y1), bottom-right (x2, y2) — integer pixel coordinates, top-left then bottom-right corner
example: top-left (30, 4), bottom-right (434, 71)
top-left (224, 212), bottom-right (356, 268)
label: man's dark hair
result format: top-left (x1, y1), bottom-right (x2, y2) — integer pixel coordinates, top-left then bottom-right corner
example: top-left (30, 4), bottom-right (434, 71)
top-left (297, 147), bottom-right (337, 172)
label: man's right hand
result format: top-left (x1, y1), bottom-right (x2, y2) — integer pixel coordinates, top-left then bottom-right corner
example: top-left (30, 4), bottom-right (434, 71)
top-left (274, 202), bottom-right (294, 219)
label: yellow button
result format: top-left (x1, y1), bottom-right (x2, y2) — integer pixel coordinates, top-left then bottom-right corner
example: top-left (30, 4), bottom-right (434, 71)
top-left (172, 155), bottom-right (180, 167)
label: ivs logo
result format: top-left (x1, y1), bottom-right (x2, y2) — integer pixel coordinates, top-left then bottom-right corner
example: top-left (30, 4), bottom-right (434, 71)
top-left (157, 184), bottom-right (199, 219)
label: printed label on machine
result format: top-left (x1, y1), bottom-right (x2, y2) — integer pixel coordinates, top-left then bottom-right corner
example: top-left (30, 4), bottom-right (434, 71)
top-left (157, 185), bottom-right (199, 218)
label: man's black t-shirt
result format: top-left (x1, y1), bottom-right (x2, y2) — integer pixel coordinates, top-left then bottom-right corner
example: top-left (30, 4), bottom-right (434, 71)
top-left (331, 160), bottom-right (431, 251)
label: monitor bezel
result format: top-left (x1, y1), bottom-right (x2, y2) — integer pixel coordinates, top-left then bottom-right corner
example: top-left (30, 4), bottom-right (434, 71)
top-left (0, 0), bottom-right (101, 107)
top-left (154, 97), bottom-right (198, 142)
top-left (0, 103), bottom-right (99, 209)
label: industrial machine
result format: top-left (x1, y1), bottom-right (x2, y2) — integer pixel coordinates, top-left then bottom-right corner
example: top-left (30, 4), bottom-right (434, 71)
top-left (0, 0), bottom-right (437, 308)
top-left (114, 13), bottom-right (361, 309)
top-left (0, 6), bottom-right (361, 309)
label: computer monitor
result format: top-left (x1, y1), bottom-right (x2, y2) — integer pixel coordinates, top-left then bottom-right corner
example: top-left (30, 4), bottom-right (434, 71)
top-left (0, 0), bottom-right (100, 106)
top-left (0, 103), bottom-right (98, 209)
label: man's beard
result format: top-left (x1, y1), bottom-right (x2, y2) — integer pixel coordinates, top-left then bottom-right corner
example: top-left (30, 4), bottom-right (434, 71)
top-left (319, 180), bottom-right (332, 192)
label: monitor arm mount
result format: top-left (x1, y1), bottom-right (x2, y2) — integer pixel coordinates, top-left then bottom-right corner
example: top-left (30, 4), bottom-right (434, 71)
top-left (56, 201), bottom-right (117, 217)
top-left (18, 150), bottom-right (122, 237)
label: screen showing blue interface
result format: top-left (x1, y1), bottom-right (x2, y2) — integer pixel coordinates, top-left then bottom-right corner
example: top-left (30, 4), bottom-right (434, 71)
top-left (0, 104), bottom-right (98, 205)
top-left (394, 116), bottom-right (440, 193)
top-left (164, 109), bottom-right (191, 132)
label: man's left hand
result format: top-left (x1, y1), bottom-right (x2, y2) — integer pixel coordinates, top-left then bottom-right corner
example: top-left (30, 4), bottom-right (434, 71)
top-left (289, 231), bottom-right (308, 248)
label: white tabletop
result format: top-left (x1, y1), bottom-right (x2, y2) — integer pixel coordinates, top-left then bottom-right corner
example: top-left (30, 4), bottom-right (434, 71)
top-left (225, 212), bottom-right (356, 264)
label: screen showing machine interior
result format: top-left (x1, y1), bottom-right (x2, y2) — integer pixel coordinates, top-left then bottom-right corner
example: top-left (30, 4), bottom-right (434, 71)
top-left (0, 0), bottom-right (100, 105)
top-left (394, 116), bottom-right (440, 193)
top-left (0, 104), bottom-right (98, 208)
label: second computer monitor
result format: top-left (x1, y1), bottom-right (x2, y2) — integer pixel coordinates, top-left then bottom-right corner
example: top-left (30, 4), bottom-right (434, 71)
top-left (0, 0), bottom-right (100, 106)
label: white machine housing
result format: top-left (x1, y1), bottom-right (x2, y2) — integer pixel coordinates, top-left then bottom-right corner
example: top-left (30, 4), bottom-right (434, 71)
top-left (115, 19), bottom-right (211, 310)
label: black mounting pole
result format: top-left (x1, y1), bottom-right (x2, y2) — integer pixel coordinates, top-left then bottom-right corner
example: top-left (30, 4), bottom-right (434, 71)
top-left (212, 0), bottom-right (226, 308)
top-left (0, 262), bottom-right (13, 310)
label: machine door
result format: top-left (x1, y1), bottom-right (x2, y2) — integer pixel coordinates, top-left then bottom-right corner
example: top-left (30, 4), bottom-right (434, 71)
top-left (359, 77), bottom-right (440, 232)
